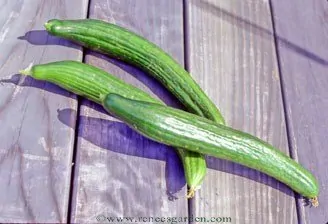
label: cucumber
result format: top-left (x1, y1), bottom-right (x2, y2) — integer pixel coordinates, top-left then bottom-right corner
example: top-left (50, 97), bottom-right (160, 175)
top-left (102, 94), bottom-right (319, 207)
top-left (19, 60), bottom-right (207, 196)
top-left (44, 19), bottom-right (225, 124)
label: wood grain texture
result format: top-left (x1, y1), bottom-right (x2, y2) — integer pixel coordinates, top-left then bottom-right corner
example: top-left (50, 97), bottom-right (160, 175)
top-left (0, 0), bottom-right (88, 222)
top-left (69, 0), bottom-right (188, 222)
top-left (271, 0), bottom-right (328, 223)
top-left (185, 0), bottom-right (297, 223)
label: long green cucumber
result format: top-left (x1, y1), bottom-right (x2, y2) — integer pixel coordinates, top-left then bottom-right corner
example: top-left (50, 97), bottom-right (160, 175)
top-left (19, 60), bottom-right (206, 195)
top-left (44, 19), bottom-right (225, 124)
top-left (102, 94), bottom-right (319, 207)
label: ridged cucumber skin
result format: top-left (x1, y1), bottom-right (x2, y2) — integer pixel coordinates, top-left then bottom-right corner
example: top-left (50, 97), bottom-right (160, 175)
top-left (103, 94), bottom-right (319, 202)
top-left (20, 60), bottom-right (207, 193)
top-left (21, 61), bottom-right (161, 105)
top-left (44, 19), bottom-right (225, 125)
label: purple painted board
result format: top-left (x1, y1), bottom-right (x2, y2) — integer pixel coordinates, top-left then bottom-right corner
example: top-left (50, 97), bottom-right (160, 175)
top-left (185, 0), bottom-right (297, 223)
top-left (271, 0), bottom-right (328, 223)
top-left (69, 0), bottom-right (188, 222)
top-left (0, 0), bottom-right (88, 222)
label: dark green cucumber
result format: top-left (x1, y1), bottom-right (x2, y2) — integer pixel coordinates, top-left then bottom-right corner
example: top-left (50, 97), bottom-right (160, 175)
top-left (19, 60), bottom-right (207, 194)
top-left (44, 19), bottom-right (225, 124)
top-left (103, 94), bottom-right (319, 206)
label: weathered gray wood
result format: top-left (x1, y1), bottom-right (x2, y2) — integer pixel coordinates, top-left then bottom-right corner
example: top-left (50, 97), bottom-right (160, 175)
top-left (185, 0), bottom-right (297, 223)
top-left (0, 0), bottom-right (88, 222)
top-left (69, 0), bottom-right (187, 222)
top-left (271, 0), bottom-right (328, 223)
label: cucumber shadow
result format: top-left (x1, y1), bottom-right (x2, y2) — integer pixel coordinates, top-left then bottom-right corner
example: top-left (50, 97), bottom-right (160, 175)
top-left (57, 105), bottom-right (186, 199)
top-left (18, 30), bottom-right (81, 50)
top-left (1, 73), bottom-right (186, 198)
top-left (1, 74), bottom-right (73, 98)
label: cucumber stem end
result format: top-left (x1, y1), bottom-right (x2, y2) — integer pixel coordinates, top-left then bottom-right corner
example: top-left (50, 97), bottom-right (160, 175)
top-left (19, 63), bottom-right (34, 76)
top-left (310, 197), bottom-right (319, 207)
top-left (44, 22), bottom-right (51, 32)
top-left (186, 188), bottom-right (195, 198)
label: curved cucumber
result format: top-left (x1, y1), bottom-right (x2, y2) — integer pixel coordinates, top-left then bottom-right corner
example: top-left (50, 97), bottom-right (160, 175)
top-left (103, 94), bottom-right (319, 206)
top-left (44, 19), bottom-right (225, 124)
top-left (19, 60), bottom-right (207, 195)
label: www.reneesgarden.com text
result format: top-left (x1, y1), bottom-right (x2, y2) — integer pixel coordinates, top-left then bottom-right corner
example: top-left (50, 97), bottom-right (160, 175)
top-left (96, 215), bottom-right (232, 223)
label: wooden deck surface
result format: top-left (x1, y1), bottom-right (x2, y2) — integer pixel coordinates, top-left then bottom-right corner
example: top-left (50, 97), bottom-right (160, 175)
top-left (0, 1), bottom-right (326, 223)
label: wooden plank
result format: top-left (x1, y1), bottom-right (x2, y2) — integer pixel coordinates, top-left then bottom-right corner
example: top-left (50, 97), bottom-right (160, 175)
top-left (270, 0), bottom-right (328, 223)
top-left (69, 0), bottom-right (187, 222)
top-left (185, 0), bottom-right (297, 223)
top-left (0, 0), bottom-right (88, 223)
